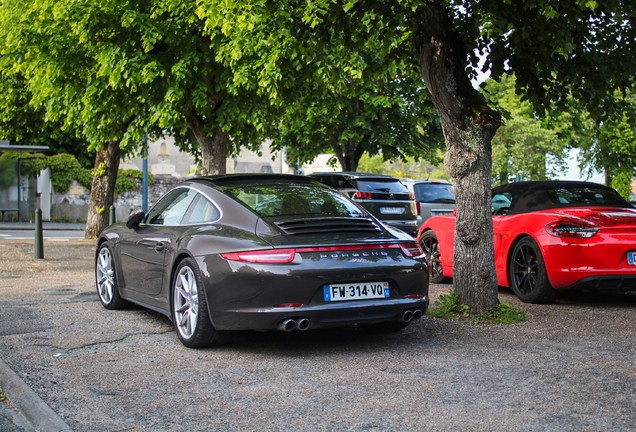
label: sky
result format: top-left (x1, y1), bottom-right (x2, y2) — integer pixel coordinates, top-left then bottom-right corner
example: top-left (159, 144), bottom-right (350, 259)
top-left (558, 149), bottom-right (604, 183)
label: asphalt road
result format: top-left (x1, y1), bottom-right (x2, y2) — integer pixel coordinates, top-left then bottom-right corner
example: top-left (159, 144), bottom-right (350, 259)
top-left (1, 240), bottom-right (636, 431)
top-left (0, 222), bottom-right (86, 241)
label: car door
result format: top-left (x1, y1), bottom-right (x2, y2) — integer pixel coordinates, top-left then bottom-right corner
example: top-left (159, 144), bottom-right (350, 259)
top-left (119, 188), bottom-right (198, 296)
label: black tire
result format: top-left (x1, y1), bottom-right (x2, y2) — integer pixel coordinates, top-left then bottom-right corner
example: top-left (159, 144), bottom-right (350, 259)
top-left (95, 243), bottom-right (131, 310)
top-left (508, 237), bottom-right (557, 304)
top-left (419, 230), bottom-right (452, 284)
top-left (172, 258), bottom-right (231, 348)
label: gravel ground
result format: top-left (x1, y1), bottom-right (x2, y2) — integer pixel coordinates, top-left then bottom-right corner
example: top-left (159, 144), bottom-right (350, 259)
top-left (1, 239), bottom-right (636, 431)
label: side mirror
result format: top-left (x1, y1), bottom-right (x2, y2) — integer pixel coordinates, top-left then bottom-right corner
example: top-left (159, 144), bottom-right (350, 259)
top-left (126, 209), bottom-right (145, 230)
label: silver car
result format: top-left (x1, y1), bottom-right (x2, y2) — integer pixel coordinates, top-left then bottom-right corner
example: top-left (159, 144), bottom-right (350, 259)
top-left (400, 179), bottom-right (455, 228)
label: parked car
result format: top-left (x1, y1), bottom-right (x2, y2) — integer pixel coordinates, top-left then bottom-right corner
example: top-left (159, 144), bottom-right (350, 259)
top-left (307, 172), bottom-right (418, 236)
top-left (400, 178), bottom-right (455, 227)
top-left (95, 174), bottom-right (429, 348)
top-left (417, 180), bottom-right (636, 303)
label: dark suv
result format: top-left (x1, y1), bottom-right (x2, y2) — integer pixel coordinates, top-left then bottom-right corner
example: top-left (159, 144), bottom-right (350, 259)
top-left (307, 172), bottom-right (418, 236)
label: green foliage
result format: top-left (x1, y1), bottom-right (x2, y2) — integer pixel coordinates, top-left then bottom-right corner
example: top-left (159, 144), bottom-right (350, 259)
top-left (428, 290), bottom-right (528, 324)
top-left (578, 91), bottom-right (636, 187)
top-left (482, 75), bottom-right (570, 185)
top-left (7, 151), bottom-right (153, 196)
top-left (427, 291), bottom-right (464, 319)
top-left (199, 0), bottom-right (444, 171)
top-left (115, 169), bottom-right (154, 196)
top-left (357, 153), bottom-right (449, 179)
top-left (18, 154), bottom-right (93, 193)
top-left (473, 302), bottom-right (529, 325)
top-left (0, 155), bottom-right (17, 188)
top-left (610, 169), bottom-right (633, 200)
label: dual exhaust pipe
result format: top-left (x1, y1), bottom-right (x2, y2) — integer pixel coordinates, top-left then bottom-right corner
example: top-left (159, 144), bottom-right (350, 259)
top-left (276, 308), bottom-right (423, 331)
top-left (277, 317), bottom-right (310, 332)
top-left (399, 308), bottom-right (423, 323)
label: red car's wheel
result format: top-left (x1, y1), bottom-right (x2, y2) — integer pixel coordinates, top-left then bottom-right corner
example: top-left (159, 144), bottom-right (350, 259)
top-left (509, 237), bottom-right (557, 304)
top-left (419, 230), bottom-right (452, 284)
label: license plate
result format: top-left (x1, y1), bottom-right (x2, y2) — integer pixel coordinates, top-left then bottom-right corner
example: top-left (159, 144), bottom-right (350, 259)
top-left (324, 282), bottom-right (390, 302)
top-left (628, 252), bottom-right (636, 265)
top-left (380, 207), bottom-right (405, 215)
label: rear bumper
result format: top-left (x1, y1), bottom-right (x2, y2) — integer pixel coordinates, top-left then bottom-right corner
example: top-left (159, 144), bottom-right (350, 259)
top-left (561, 275), bottom-right (636, 291)
top-left (541, 236), bottom-right (636, 290)
top-left (211, 296), bottom-right (430, 331)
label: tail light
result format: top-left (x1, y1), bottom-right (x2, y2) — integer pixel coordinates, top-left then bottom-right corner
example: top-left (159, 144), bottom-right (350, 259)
top-left (544, 221), bottom-right (599, 238)
top-left (354, 191), bottom-right (373, 199)
top-left (222, 243), bottom-right (424, 263)
top-left (221, 249), bottom-right (296, 263)
top-left (399, 243), bottom-right (424, 257)
top-left (416, 201), bottom-right (421, 216)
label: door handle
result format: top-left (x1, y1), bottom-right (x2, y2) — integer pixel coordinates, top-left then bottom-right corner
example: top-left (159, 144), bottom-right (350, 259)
top-left (155, 242), bottom-right (165, 252)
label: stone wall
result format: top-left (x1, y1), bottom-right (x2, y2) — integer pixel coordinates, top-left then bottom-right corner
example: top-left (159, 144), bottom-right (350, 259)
top-left (52, 176), bottom-right (185, 223)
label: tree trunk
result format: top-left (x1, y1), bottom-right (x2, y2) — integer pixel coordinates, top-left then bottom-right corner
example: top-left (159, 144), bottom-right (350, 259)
top-left (414, 1), bottom-right (501, 312)
top-left (331, 140), bottom-right (365, 172)
top-left (187, 114), bottom-right (229, 175)
top-left (85, 141), bottom-right (121, 239)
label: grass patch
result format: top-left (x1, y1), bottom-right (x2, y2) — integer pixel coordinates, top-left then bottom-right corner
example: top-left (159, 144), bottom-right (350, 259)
top-left (0, 389), bottom-right (6, 401)
top-left (427, 290), bottom-right (528, 324)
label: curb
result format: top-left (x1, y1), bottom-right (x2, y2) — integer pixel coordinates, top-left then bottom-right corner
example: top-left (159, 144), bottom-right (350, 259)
top-left (0, 359), bottom-right (73, 432)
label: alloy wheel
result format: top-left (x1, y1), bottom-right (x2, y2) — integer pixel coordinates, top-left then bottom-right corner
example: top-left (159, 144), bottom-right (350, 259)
top-left (421, 235), bottom-right (443, 280)
top-left (174, 265), bottom-right (199, 339)
top-left (96, 247), bottom-right (115, 304)
top-left (511, 243), bottom-right (539, 296)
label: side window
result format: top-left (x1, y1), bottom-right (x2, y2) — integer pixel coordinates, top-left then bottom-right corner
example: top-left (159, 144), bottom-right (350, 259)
top-left (147, 188), bottom-right (198, 226)
top-left (184, 195), bottom-right (221, 224)
top-left (492, 193), bottom-right (512, 215)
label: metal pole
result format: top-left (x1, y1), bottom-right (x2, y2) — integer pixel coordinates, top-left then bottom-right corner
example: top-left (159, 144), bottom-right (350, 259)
top-left (109, 205), bottom-right (116, 225)
top-left (34, 208), bottom-right (43, 259)
top-left (142, 138), bottom-right (148, 213)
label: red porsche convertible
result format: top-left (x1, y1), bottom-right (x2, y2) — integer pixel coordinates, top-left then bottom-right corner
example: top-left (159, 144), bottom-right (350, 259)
top-left (418, 181), bottom-right (636, 303)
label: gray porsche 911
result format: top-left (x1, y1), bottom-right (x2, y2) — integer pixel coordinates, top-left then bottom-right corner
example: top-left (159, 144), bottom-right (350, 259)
top-left (95, 174), bottom-right (429, 348)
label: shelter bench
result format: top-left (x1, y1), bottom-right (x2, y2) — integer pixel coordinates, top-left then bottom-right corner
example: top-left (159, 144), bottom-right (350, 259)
top-left (0, 208), bottom-right (19, 222)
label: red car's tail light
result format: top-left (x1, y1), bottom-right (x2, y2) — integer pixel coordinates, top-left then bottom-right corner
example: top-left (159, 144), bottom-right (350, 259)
top-left (544, 221), bottom-right (599, 238)
top-left (221, 249), bottom-right (296, 263)
top-left (399, 243), bottom-right (424, 257)
top-left (354, 191), bottom-right (373, 199)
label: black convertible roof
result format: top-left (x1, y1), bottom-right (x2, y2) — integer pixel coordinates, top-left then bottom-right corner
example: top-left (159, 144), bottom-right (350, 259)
top-left (493, 180), bottom-right (632, 215)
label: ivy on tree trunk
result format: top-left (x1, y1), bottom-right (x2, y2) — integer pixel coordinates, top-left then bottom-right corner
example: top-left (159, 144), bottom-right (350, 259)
top-left (85, 141), bottom-right (121, 239)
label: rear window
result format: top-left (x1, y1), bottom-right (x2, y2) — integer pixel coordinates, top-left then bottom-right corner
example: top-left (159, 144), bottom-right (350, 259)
top-left (413, 183), bottom-right (455, 203)
top-left (547, 187), bottom-right (627, 206)
top-left (218, 183), bottom-right (365, 218)
top-left (354, 179), bottom-right (409, 193)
